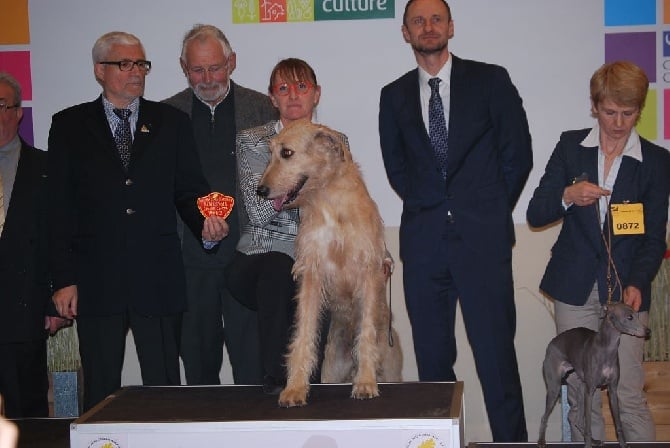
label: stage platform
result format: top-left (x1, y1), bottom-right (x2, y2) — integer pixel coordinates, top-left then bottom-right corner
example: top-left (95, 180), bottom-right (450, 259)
top-left (70, 381), bottom-right (463, 447)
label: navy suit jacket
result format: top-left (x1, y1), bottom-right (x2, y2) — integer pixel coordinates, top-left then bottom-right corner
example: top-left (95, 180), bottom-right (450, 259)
top-left (527, 129), bottom-right (670, 311)
top-left (47, 96), bottom-right (210, 316)
top-left (0, 140), bottom-right (51, 342)
top-left (379, 55), bottom-right (532, 261)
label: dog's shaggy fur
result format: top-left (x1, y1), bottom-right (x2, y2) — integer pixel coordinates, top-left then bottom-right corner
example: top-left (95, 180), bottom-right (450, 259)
top-left (257, 120), bottom-right (402, 407)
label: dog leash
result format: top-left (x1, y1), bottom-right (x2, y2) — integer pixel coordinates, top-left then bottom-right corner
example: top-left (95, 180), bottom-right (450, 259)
top-left (595, 198), bottom-right (623, 304)
top-left (387, 270), bottom-right (395, 347)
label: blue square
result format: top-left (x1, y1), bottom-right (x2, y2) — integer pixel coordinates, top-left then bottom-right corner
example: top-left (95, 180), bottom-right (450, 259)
top-left (605, 0), bottom-right (656, 26)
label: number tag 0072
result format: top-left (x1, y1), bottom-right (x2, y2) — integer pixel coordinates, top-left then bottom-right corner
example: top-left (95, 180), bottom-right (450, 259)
top-left (610, 203), bottom-right (644, 235)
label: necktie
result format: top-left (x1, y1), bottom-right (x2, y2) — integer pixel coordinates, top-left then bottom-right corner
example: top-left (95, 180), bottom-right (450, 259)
top-left (113, 108), bottom-right (132, 169)
top-left (0, 170), bottom-right (5, 238)
top-left (428, 77), bottom-right (448, 179)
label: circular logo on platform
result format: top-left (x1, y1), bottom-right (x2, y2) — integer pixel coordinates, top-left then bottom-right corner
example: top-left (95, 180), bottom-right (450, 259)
top-left (406, 433), bottom-right (448, 448)
top-left (87, 437), bottom-right (121, 448)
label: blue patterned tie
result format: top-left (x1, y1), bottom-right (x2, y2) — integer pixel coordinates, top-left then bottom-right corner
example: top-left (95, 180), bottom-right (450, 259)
top-left (113, 108), bottom-right (132, 169)
top-left (428, 77), bottom-right (448, 179)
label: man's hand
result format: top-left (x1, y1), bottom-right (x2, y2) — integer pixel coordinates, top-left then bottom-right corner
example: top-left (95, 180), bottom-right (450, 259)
top-left (623, 285), bottom-right (642, 312)
top-left (202, 216), bottom-right (229, 242)
top-left (563, 181), bottom-right (610, 207)
top-left (44, 316), bottom-right (73, 336)
top-left (52, 285), bottom-right (78, 320)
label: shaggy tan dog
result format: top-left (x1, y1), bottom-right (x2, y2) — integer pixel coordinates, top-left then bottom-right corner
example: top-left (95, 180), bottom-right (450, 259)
top-left (257, 119), bottom-right (402, 407)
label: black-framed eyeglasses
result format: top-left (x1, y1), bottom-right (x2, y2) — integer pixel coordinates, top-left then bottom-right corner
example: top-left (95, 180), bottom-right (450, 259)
top-left (272, 81), bottom-right (314, 96)
top-left (0, 102), bottom-right (20, 113)
top-left (99, 60), bottom-right (152, 72)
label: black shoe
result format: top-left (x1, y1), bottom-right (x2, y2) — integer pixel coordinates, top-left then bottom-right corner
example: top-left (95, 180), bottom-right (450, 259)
top-left (262, 375), bottom-right (285, 395)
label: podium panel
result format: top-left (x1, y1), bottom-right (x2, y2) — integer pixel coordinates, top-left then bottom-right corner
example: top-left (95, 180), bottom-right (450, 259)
top-left (71, 382), bottom-right (463, 448)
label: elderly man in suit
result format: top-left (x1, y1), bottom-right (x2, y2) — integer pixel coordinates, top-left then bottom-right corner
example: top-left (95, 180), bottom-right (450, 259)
top-left (164, 24), bottom-right (277, 386)
top-left (48, 32), bottom-right (228, 411)
top-left (0, 72), bottom-right (70, 418)
top-left (378, 0), bottom-right (532, 441)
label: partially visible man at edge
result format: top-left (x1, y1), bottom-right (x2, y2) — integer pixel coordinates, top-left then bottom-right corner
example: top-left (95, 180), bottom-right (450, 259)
top-left (164, 24), bottom-right (277, 385)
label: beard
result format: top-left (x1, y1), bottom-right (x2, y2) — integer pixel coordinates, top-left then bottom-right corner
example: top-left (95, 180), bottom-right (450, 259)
top-left (411, 35), bottom-right (448, 55)
top-left (192, 81), bottom-right (227, 104)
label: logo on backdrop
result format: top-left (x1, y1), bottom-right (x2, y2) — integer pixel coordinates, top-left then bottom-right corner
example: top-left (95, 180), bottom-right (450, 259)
top-left (405, 433), bottom-right (448, 448)
top-left (87, 437), bottom-right (122, 448)
top-left (233, 0), bottom-right (394, 23)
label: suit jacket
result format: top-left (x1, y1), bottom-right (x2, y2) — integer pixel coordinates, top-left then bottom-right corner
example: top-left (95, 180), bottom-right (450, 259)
top-left (163, 81), bottom-right (278, 262)
top-left (379, 55), bottom-right (533, 260)
top-left (527, 129), bottom-right (670, 311)
top-left (47, 96), bottom-right (210, 316)
top-left (0, 140), bottom-right (50, 342)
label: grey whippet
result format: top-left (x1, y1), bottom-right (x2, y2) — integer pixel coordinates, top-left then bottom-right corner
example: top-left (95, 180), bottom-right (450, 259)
top-left (538, 302), bottom-right (650, 448)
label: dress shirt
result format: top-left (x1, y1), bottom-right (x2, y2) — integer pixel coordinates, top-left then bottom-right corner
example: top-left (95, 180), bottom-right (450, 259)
top-left (418, 55), bottom-right (452, 135)
top-left (577, 124), bottom-right (643, 227)
top-left (0, 134), bottom-right (21, 216)
top-left (102, 96), bottom-right (140, 139)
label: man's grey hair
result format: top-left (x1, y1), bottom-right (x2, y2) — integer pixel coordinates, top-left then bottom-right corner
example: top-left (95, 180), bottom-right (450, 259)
top-left (180, 24), bottom-right (233, 63)
top-left (0, 72), bottom-right (22, 107)
top-left (92, 31), bottom-right (145, 63)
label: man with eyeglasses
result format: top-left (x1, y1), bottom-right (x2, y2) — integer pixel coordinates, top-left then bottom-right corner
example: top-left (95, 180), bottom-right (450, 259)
top-left (378, 0), bottom-right (532, 441)
top-left (0, 72), bottom-right (70, 418)
top-left (47, 31), bottom-right (228, 411)
top-left (164, 24), bottom-right (277, 386)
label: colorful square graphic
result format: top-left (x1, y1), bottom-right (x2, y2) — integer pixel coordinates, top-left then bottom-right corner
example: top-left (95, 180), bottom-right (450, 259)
top-left (0, 51), bottom-right (32, 101)
top-left (18, 107), bottom-right (34, 146)
top-left (0, 0), bottom-right (30, 44)
top-left (637, 90), bottom-right (656, 141)
top-left (233, 0), bottom-right (392, 23)
top-left (605, 0), bottom-right (656, 26)
top-left (664, 32), bottom-right (670, 57)
top-left (605, 32), bottom-right (656, 83)
top-left (665, 0), bottom-right (670, 24)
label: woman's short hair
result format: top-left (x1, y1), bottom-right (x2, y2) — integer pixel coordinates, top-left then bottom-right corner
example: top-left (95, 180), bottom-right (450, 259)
top-left (590, 61), bottom-right (649, 114)
top-left (268, 58), bottom-right (317, 94)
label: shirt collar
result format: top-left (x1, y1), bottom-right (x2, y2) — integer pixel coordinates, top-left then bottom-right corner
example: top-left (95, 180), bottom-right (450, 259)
top-left (102, 96), bottom-right (140, 118)
top-left (418, 54), bottom-right (452, 88)
top-left (580, 123), bottom-right (643, 163)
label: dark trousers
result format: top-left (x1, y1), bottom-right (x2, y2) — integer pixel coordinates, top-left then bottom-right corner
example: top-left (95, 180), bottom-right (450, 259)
top-left (225, 251), bottom-right (296, 382)
top-left (181, 267), bottom-right (262, 385)
top-left (401, 207), bottom-right (527, 442)
top-left (76, 309), bottom-right (181, 412)
top-left (0, 339), bottom-right (49, 418)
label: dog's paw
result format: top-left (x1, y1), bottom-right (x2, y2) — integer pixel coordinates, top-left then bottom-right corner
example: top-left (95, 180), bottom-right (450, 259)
top-left (278, 387), bottom-right (308, 407)
top-left (351, 382), bottom-right (380, 400)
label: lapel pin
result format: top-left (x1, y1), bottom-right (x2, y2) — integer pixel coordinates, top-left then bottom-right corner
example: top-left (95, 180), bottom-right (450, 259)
top-left (140, 124), bottom-right (151, 133)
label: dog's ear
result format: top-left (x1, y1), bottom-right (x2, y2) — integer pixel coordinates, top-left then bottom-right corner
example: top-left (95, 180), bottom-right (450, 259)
top-left (314, 129), bottom-right (345, 161)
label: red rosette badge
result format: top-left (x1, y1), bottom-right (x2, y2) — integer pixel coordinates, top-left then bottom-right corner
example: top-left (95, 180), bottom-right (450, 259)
top-left (197, 192), bottom-right (234, 219)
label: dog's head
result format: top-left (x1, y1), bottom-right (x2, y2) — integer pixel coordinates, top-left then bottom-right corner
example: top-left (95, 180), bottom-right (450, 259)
top-left (256, 119), bottom-right (351, 211)
top-left (603, 302), bottom-right (651, 339)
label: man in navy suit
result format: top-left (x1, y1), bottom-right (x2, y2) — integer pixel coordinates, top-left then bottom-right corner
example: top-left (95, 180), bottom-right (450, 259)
top-left (379, 0), bottom-right (532, 441)
top-left (0, 72), bottom-right (70, 417)
top-left (48, 32), bottom-right (228, 411)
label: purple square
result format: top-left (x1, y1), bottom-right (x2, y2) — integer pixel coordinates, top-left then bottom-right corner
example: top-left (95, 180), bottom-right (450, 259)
top-left (18, 106), bottom-right (34, 146)
top-left (605, 32), bottom-right (656, 83)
